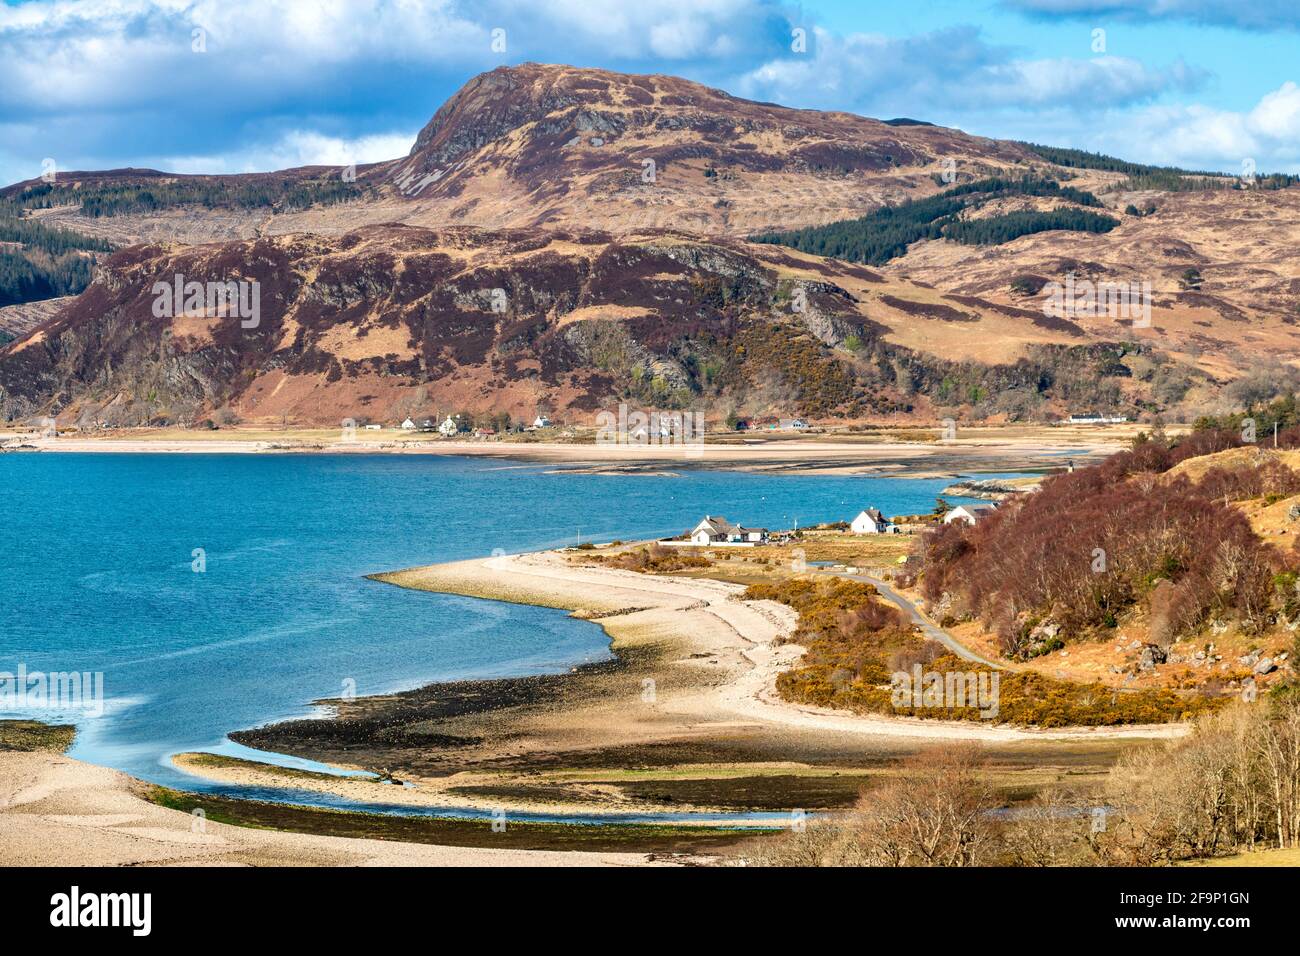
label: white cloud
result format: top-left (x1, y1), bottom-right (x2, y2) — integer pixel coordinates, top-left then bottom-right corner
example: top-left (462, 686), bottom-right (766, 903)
top-left (994, 54), bottom-right (1201, 106)
top-left (0, 0), bottom-right (781, 115)
top-left (648, 18), bottom-right (713, 59)
top-left (0, 0), bottom-right (1291, 183)
top-left (1249, 81), bottom-right (1300, 139)
top-left (161, 129), bottom-right (416, 174)
top-left (0, 0), bottom-right (488, 113)
top-left (1015, 82), bottom-right (1300, 173)
top-left (0, 126), bottom-right (416, 186)
top-left (734, 27), bottom-right (1202, 117)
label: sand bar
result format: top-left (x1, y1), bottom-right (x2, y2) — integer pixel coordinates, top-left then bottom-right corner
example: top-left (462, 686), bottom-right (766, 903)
top-left (0, 750), bottom-right (672, 867)
top-left (3, 428), bottom-right (1128, 476)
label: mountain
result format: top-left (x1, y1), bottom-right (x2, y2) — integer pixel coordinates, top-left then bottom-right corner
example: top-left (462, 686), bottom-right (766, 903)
top-left (376, 63), bottom-right (1038, 235)
top-left (3, 65), bottom-right (1039, 248)
top-left (2, 63), bottom-right (1299, 427)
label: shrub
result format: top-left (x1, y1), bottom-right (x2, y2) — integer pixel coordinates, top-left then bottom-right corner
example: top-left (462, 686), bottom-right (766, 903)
top-left (588, 544), bottom-right (710, 572)
top-left (754, 580), bottom-right (1216, 725)
top-left (918, 435), bottom-right (1296, 653)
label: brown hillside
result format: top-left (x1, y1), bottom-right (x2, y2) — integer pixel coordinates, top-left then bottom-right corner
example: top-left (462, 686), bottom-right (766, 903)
top-left (0, 225), bottom-right (1158, 427)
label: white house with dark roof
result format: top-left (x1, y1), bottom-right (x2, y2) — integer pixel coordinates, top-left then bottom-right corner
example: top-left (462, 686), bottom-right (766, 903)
top-left (850, 507), bottom-right (894, 534)
top-left (943, 503), bottom-right (997, 526)
top-left (689, 515), bottom-right (769, 546)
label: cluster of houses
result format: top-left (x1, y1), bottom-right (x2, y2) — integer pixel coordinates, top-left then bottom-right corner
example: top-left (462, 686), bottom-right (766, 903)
top-left (385, 414), bottom-right (551, 437)
top-left (733, 418), bottom-right (809, 432)
top-left (849, 503), bottom-right (996, 533)
top-left (668, 502), bottom-right (997, 548)
top-left (397, 416), bottom-right (459, 436)
top-left (1062, 413), bottom-right (1129, 425)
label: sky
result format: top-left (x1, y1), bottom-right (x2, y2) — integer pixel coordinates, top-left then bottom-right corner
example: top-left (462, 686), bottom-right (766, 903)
top-left (1, 0), bottom-right (1297, 187)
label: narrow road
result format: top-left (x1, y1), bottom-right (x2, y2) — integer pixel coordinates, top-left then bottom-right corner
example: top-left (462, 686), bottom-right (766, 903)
top-left (824, 570), bottom-right (1005, 669)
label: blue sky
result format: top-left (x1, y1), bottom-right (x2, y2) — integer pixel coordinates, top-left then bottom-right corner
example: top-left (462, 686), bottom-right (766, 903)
top-left (1, 0), bottom-right (1297, 187)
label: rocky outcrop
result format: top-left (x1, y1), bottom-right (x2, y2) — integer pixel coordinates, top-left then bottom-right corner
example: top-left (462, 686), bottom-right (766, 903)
top-left (941, 477), bottom-right (1039, 500)
top-left (1139, 643), bottom-right (1168, 671)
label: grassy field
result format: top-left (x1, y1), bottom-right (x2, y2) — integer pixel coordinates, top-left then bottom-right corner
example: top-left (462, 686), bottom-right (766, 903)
top-left (617, 530), bottom-right (916, 588)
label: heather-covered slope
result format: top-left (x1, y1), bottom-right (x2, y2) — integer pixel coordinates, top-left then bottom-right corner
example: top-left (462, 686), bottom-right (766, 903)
top-left (0, 225), bottom-right (1156, 427)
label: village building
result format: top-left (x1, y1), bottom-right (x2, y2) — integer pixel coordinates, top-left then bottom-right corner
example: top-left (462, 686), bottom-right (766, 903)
top-left (1064, 413), bottom-right (1129, 425)
top-left (437, 415), bottom-right (458, 437)
top-left (628, 418), bottom-right (679, 441)
top-left (688, 515), bottom-right (770, 546)
top-left (400, 418), bottom-right (416, 430)
top-left (850, 507), bottom-right (895, 534)
top-left (943, 503), bottom-right (997, 526)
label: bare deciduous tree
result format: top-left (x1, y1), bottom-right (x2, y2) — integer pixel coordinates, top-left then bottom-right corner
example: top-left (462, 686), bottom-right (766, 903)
top-left (746, 697), bottom-right (1300, 867)
top-left (744, 744), bottom-right (1001, 867)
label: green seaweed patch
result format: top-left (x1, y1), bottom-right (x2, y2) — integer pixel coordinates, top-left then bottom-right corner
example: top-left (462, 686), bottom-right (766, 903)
top-left (0, 719), bottom-right (75, 753)
top-left (176, 752), bottom-right (381, 782)
top-left (145, 786), bottom-right (764, 854)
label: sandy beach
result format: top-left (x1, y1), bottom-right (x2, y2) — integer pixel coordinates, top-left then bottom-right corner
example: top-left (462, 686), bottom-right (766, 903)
top-left (3, 545), bottom-right (1185, 865)
top-left (0, 749), bottom-right (669, 866)
top-left (1, 543), bottom-right (1188, 867)
top-left (2, 426), bottom-right (1132, 476)
top-left (375, 550), bottom-right (1189, 744)
top-left (177, 548), bottom-right (1181, 829)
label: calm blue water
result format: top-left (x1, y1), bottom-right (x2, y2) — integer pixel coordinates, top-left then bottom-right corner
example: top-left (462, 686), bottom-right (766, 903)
top-left (0, 453), bottom-right (1010, 819)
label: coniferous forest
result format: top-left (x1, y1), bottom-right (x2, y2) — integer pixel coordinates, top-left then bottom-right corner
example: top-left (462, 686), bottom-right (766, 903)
top-left (751, 177), bottom-right (1117, 265)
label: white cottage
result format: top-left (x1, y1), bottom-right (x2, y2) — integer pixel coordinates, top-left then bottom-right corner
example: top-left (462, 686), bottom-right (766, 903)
top-left (400, 418), bottom-right (416, 431)
top-left (438, 415), bottom-right (458, 437)
top-left (943, 503), bottom-right (997, 526)
top-left (689, 515), bottom-right (769, 546)
top-left (851, 507), bottom-right (894, 534)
